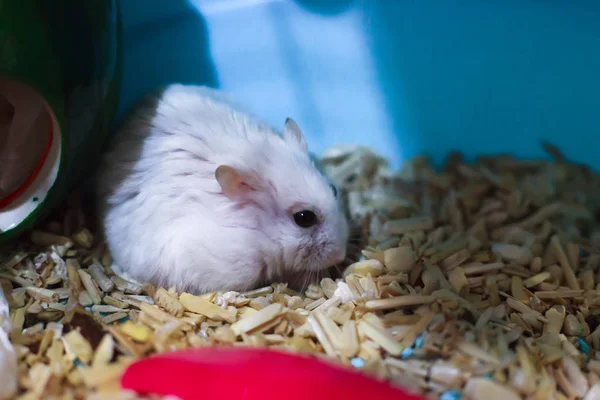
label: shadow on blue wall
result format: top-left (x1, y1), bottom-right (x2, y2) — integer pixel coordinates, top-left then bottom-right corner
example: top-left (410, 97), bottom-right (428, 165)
top-left (116, 0), bottom-right (600, 170)
top-left (116, 0), bottom-right (219, 123)
top-left (363, 1), bottom-right (600, 166)
top-left (294, 0), bottom-right (353, 16)
top-left (294, 0), bottom-right (600, 167)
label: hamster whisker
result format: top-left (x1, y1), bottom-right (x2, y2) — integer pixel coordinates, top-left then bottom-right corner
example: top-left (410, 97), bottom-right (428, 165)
top-left (334, 264), bottom-right (345, 276)
top-left (297, 270), bottom-right (311, 293)
top-left (342, 256), bottom-right (358, 265)
top-left (306, 269), bottom-right (318, 291)
top-left (345, 247), bottom-right (364, 260)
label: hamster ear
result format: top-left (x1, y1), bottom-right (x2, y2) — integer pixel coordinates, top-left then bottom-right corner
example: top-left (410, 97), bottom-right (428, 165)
top-left (215, 165), bottom-right (261, 199)
top-left (283, 117), bottom-right (308, 153)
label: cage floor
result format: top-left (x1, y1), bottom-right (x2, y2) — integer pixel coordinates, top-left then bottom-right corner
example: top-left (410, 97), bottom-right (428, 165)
top-left (2, 143), bottom-right (600, 400)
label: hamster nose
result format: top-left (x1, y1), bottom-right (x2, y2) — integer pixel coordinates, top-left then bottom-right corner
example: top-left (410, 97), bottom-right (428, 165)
top-left (332, 248), bottom-right (346, 265)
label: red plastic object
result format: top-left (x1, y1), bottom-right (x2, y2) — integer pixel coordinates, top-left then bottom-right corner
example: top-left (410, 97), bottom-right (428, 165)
top-left (0, 108), bottom-right (54, 210)
top-left (121, 347), bottom-right (425, 400)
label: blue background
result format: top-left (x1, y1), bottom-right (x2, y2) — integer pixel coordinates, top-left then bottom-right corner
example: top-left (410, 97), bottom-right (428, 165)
top-left (116, 0), bottom-right (600, 169)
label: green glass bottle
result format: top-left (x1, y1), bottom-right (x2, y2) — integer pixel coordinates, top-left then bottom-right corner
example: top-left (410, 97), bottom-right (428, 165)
top-left (0, 0), bottom-right (122, 242)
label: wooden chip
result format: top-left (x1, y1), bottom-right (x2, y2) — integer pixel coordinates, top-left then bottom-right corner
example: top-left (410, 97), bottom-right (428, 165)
top-left (77, 269), bottom-right (102, 304)
top-left (430, 360), bottom-right (466, 387)
top-left (492, 243), bottom-right (533, 265)
top-left (542, 307), bottom-right (565, 337)
top-left (517, 202), bottom-right (561, 229)
top-left (105, 326), bottom-right (144, 357)
top-left (306, 313), bottom-right (336, 357)
top-left (92, 334), bottom-right (115, 367)
top-left (340, 320), bottom-right (360, 358)
top-left (88, 263), bottom-right (114, 292)
top-left (510, 276), bottom-right (527, 302)
top-left (1, 251), bottom-right (27, 270)
top-left (72, 228), bottom-right (94, 249)
top-left (365, 295), bottom-right (435, 310)
top-left (559, 356), bottom-right (589, 397)
top-left (448, 267), bottom-right (468, 293)
top-left (523, 271), bottom-right (551, 288)
top-left (80, 362), bottom-right (130, 389)
top-left (320, 278), bottom-right (338, 299)
top-left (398, 310), bottom-right (434, 349)
top-left (464, 377), bottom-right (521, 400)
top-left (458, 341), bottom-right (500, 366)
top-left (7, 143), bottom-right (600, 399)
top-left (103, 295), bottom-right (129, 310)
top-left (119, 321), bottom-right (152, 343)
top-left (383, 216), bottom-right (433, 235)
top-left (179, 293), bottom-right (236, 323)
top-left (26, 287), bottom-right (59, 303)
top-left (462, 262), bottom-right (504, 275)
top-left (313, 296), bottom-right (341, 313)
top-left (505, 297), bottom-right (542, 318)
top-left (28, 363), bottom-right (52, 396)
top-left (383, 247), bottom-right (416, 273)
top-left (343, 259), bottom-right (385, 277)
top-left (74, 289), bottom-right (94, 307)
top-left (139, 303), bottom-right (177, 325)
top-left (154, 288), bottom-right (184, 317)
top-left (551, 235), bottom-right (580, 290)
top-left (359, 319), bottom-right (404, 356)
top-left (563, 314), bottom-right (586, 336)
top-left (242, 286), bottom-right (274, 298)
top-left (230, 303), bottom-right (283, 336)
top-left (91, 305), bottom-right (126, 313)
top-left (66, 259), bottom-right (84, 294)
top-left (441, 248), bottom-right (471, 270)
top-left (534, 290), bottom-right (584, 300)
top-left (30, 230), bottom-right (73, 246)
top-left (585, 383), bottom-right (600, 400)
top-left (62, 329), bottom-right (93, 364)
top-left (110, 275), bottom-right (142, 295)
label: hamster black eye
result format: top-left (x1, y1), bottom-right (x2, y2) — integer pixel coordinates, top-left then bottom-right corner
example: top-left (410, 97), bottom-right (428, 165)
top-left (293, 210), bottom-right (318, 228)
top-left (330, 184), bottom-right (338, 197)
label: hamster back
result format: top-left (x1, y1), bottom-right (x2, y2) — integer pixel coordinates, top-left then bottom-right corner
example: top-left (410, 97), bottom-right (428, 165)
top-left (96, 84), bottom-right (349, 294)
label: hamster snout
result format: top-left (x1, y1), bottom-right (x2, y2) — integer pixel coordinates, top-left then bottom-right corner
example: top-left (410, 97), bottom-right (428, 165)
top-left (331, 222), bottom-right (350, 265)
top-left (96, 84), bottom-right (349, 294)
top-left (330, 247), bottom-right (347, 267)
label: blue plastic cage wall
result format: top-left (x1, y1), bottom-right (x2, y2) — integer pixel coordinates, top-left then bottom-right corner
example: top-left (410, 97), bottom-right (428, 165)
top-left (116, 0), bottom-right (600, 169)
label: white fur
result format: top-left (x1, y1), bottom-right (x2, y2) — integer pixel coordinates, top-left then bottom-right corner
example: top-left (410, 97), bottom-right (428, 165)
top-left (96, 85), bottom-right (349, 294)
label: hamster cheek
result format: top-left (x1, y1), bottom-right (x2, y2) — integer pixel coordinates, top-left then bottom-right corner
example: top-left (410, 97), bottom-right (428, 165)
top-left (285, 239), bottom-right (312, 272)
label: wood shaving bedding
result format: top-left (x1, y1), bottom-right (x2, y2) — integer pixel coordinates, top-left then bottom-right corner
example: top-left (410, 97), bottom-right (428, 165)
top-left (2, 142), bottom-right (600, 399)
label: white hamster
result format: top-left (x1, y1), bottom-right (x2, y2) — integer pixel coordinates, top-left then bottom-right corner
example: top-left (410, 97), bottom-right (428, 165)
top-left (96, 84), bottom-right (349, 294)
